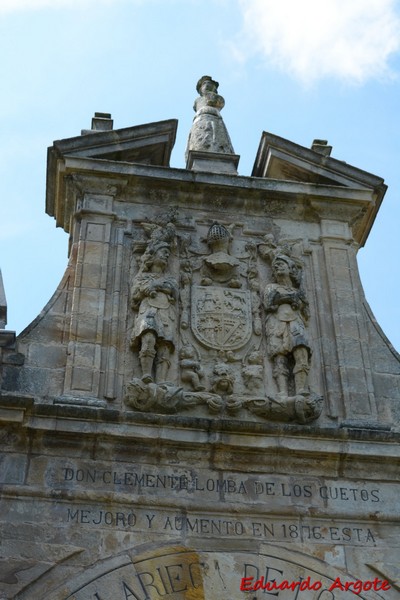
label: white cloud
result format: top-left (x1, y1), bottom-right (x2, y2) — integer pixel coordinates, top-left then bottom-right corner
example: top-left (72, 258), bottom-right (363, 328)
top-left (236, 0), bottom-right (400, 84)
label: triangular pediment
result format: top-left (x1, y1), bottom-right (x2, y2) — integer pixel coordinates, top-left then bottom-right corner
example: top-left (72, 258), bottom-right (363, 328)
top-left (252, 131), bottom-right (386, 191)
top-left (46, 118), bottom-right (178, 228)
top-left (49, 118), bottom-right (177, 166)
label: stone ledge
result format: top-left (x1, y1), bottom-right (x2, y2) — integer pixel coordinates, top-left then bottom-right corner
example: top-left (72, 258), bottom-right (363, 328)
top-left (0, 397), bottom-right (398, 472)
top-left (0, 394), bottom-right (398, 444)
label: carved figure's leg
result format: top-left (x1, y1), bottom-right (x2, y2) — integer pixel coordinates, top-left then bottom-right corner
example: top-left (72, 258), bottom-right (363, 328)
top-left (189, 371), bottom-right (200, 389)
top-left (181, 366), bottom-right (205, 391)
top-left (139, 332), bottom-right (156, 383)
top-left (293, 346), bottom-right (310, 395)
top-left (273, 354), bottom-right (289, 397)
top-left (155, 343), bottom-right (172, 383)
top-left (191, 371), bottom-right (205, 391)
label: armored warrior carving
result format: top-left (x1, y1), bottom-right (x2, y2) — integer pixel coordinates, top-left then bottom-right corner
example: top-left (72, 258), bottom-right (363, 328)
top-left (263, 251), bottom-right (311, 398)
top-left (130, 232), bottom-right (178, 384)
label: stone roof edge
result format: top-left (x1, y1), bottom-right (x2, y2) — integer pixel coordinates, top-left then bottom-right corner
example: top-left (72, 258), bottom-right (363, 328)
top-left (59, 155), bottom-right (376, 199)
top-left (51, 118), bottom-right (178, 156)
top-left (46, 119), bottom-right (178, 220)
top-left (252, 131), bottom-right (387, 189)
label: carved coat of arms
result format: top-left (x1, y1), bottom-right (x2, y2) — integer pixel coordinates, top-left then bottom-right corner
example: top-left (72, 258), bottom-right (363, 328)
top-left (125, 220), bottom-right (322, 425)
top-left (191, 286), bottom-right (252, 351)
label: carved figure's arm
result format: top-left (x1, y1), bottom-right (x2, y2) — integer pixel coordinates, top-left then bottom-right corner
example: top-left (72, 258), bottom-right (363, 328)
top-left (264, 286), bottom-right (279, 313)
top-left (297, 289), bottom-right (310, 321)
top-left (148, 278), bottom-right (178, 302)
top-left (130, 279), bottom-right (146, 310)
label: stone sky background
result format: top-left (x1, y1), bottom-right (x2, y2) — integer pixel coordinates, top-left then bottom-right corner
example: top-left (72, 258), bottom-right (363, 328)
top-left (1, 0), bottom-right (399, 351)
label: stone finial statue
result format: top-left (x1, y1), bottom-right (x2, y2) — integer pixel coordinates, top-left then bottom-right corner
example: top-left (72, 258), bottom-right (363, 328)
top-left (185, 76), bottom-right (237, 171)
top-left (193, 76), bottom-right (225, 114)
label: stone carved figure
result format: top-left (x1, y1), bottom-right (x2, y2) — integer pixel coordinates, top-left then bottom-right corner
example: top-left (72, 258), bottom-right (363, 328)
top-left (242, 348), bottom-right (264, 393)
top-left (211, 362), bottom-right (235, 395)
top-left (194, 76), bottom-right (225, 114)
top-left (130, 231), bottom-right (178, 384)
top-left (246, 393), bottom-right (323, 424)
top-left (179, 344), bottom-right (205, 391)
top-left (263, 251), bottom-right (311, 398)
top-left (125, 378), bottom-right (223, 415)
top-left (211, 361), bottom-right (243, 412)
top-left (186, 76), bottom-right (235, 158)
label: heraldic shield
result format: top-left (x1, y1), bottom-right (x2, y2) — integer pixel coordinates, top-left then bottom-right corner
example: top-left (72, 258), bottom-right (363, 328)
top-left (191, 286), bottom-right (252, 351)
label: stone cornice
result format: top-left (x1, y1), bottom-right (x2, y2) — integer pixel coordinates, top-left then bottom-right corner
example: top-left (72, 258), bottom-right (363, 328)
top-left (47, 155), bottom-right (377, 245)
top-left (1, 395), bottom-right (398, 473)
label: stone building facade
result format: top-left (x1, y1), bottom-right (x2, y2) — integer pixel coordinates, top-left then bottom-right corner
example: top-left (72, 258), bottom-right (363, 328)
top-left (0, 78), bottom-right (399, 599)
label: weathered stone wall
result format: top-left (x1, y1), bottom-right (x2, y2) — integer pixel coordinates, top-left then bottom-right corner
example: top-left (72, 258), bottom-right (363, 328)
top-left (0, 404), bottom-right (399, 598)
top-left (0, 92), bottom-right (399, 598)
top-left (2, 172), bottom-right (399, 427)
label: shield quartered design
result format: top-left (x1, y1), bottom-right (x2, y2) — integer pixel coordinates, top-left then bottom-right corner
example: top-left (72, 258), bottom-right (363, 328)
top-left (191, 286), bottom-right (252, 350)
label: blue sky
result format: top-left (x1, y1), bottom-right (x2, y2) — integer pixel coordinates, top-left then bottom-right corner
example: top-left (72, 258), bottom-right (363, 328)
top-left (1, 0), bottom-right (399, 351)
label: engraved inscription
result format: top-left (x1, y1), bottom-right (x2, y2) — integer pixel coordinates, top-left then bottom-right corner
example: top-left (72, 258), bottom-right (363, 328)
top-left (60, 466), bottom-right (382, 506)
top-left (65, 507), bottom-right (377, 546)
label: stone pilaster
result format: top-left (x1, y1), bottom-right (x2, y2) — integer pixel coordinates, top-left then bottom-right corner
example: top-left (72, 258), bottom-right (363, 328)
top-left (62, 193), bottom-right (116, 405)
